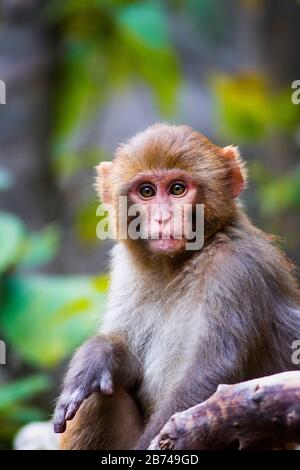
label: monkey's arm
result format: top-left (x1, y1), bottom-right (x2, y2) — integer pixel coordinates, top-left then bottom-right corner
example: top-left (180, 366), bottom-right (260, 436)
top-left (53, 334), bottom-right (142, 433)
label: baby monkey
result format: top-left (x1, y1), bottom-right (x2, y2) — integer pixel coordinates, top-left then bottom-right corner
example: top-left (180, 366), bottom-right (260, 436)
top-left (54, 124), bottom-right (300, 450)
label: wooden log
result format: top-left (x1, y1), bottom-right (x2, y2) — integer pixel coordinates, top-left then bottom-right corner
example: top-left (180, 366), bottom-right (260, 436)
top-left (149, 371), bottom-right (300, 450)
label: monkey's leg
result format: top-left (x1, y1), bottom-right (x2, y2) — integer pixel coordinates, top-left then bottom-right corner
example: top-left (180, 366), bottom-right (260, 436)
top-left (60, 387), bottom-right (143, 450)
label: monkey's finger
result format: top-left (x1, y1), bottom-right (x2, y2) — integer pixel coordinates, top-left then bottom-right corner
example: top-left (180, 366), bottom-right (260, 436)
top-left (64, 399), bottom-right (82, 421)
top-left (53, 405), bottom-right (67, 433)
top-left (53, 421), bottom-right (66, 434)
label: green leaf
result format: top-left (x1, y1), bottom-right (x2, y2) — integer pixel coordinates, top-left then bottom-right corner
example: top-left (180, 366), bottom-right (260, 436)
top-left (52, 48), bottom-right (98, 154)
top-left (0, 212), bottom-right (25, 273)
top-left (212, 72), bottom-right (272, 141)
top-left (75, 199), bottom-right (101, 243)
top-left (117, 3), bottom-right (169, 49)
top-left (212, 72), bottom-right (300, 142)
top-left (92, 274), bottom-right (110, 293)
top-left (118, 29), bottom-right (180, 115)
top-left (0, 376), bottom-right (49, 441)
top-left (18, 225), bottom-right (61, 268)
top-left (0, 375), bottom-right (51, 412)
top-left (272, 89), bottom-right (300, 131)
top-left (2, 405), bottom-right (46, 424)
top-left (1, 275), bottom-right (107, 368)
top-left (259, 168), bottom-right (300, 216)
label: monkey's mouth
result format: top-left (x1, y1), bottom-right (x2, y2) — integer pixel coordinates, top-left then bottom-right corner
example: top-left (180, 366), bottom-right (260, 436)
top-left (149, 237), bottom-right (185, 253)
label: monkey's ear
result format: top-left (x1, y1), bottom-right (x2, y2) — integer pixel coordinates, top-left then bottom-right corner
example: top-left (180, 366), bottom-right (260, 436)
top-left (95, 162), bottom-right (113, 204)
top-left (222, 145), bottom-right (246, 198)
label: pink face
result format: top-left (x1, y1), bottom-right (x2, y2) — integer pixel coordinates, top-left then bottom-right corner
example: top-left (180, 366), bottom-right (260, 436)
top-left (128, 170), bottom-right (198, 254)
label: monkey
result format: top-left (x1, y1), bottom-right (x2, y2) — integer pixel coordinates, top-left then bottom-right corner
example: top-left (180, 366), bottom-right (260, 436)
top-left (53, 123), bottom-right (300, 450)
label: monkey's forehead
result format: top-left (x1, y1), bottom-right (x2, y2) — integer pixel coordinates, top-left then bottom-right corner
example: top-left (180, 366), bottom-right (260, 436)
top-left (113, 124), bottom-right (222, 177)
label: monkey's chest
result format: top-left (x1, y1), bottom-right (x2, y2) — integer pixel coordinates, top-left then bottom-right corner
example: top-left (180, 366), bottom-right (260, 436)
top-left (130, 300), bottom-right (205, 411)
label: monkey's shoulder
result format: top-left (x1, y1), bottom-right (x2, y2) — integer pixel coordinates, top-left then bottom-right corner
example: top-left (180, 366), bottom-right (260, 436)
top-left (199, 226), bottom-right (299, 302)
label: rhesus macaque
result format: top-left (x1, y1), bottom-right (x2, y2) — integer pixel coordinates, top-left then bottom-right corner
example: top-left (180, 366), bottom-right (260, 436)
top-left (53, 124), bottom-right (300, 450)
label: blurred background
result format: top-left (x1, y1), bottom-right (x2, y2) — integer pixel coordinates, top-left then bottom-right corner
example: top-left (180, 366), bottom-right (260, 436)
top-left (0, 0), bottom-right (299, 449)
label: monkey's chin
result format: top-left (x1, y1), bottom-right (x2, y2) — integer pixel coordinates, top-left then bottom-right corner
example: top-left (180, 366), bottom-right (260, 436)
top-left (149, 238), bottom-right (185, 255)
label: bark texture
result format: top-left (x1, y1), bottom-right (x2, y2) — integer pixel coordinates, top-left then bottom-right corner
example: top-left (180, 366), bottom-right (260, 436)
top-left (149, 371), bottom-right (300, 450)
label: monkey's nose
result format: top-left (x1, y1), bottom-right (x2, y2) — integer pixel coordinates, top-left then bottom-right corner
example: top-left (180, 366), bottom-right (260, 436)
top-left (153, 209), bottom-right (171, 224)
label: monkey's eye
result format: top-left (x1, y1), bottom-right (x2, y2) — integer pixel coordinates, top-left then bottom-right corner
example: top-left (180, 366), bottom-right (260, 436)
top-left (139, 184), bottom-right (156, 199)
top-left (169, 182), bottom-right (186, 197)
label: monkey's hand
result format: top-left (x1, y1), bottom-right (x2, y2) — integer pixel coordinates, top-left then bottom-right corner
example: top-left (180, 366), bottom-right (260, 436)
top-left (53, 335), bottom-right (141, 433)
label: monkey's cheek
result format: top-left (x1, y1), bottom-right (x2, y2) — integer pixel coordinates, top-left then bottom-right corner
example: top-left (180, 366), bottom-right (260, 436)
top-left (149, 238), bottom-right (185, 254)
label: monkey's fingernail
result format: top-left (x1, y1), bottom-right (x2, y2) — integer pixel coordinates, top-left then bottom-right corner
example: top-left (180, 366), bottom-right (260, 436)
top-left (54, 422), bottom-right (66, 433)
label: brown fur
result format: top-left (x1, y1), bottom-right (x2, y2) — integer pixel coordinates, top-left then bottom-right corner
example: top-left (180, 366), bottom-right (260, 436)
top-left (60, 389), bottom-right (143, 450)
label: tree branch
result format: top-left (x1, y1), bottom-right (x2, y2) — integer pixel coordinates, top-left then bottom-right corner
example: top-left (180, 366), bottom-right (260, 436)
top-left (149, 371), bottom-right (300, 450)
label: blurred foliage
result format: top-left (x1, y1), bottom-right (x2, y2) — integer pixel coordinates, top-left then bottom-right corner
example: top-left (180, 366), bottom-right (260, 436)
top-left (0, 176), bottom-right (107, 443)
top-left (0, 212), bottom-right (61, 273)
top-left (251, 162), bottom-right (300, 216)
top-left (184, 0), bottom-right (229, 40)
top-left (75, 199), bottom-right (100, 243)
top-left (213, 71), bottom-right (300, 226)
top-left (213, 72), bottom-right (300, 142)
top-left (1, 275), bottom-right (106, 368)
top-left (0, 375), bottom-right (51, 444)
top-left (46, 0), bottom-right (180, 178)
top-left (18, 226), bottom-right (61, 269)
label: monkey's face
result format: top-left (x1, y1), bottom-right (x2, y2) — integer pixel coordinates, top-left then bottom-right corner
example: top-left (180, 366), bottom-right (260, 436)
top-left (96, 124), bottom-right (246, 258)
top-left (127, 169), bottom-right (199, 255)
